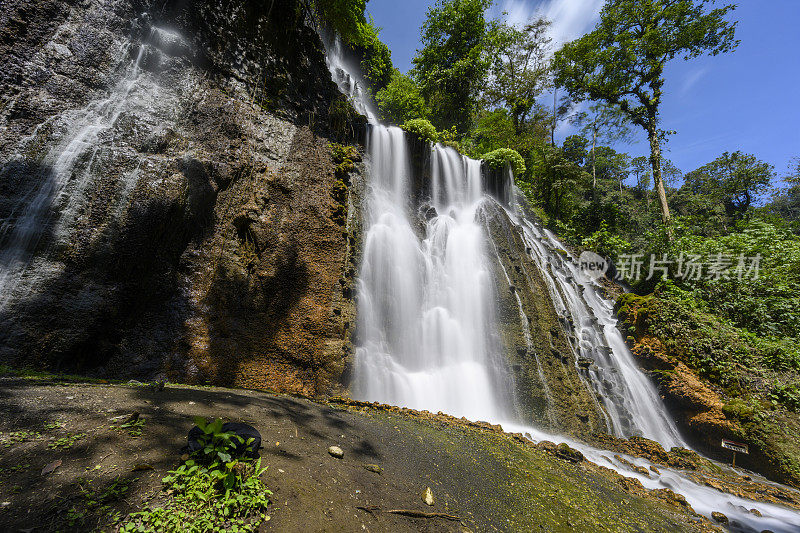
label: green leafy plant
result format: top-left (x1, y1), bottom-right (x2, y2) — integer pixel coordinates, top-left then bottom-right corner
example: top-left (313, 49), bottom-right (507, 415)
top-left (401, 118), bottom-right (438, 144)
top-left (49, 432), bottom-right (87, 450)
top-left (119, 417), bottom-right (270, 533)
top-left (1, 430), bottom-right (41, 448)
top-left (112, 417), bottom-right (146, 438)
top-left (192, 417), bottom-right (246, 464)
top-left (482, 148), bottom-right (526, 178)
top-left (66, 476), bottom-right (133, 528)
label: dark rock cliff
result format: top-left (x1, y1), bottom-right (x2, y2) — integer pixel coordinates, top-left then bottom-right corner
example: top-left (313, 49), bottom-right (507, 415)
top-left (0, 0), bottom-right (363, 395)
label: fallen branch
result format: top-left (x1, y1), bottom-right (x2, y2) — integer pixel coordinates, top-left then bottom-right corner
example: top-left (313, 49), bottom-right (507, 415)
top-left (356, 506), bottom-right (461, 521)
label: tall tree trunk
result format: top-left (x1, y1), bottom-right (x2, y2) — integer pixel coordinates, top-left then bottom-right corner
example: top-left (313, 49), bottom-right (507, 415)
top-left (592, 129), bottom-right (597, 189)
top-left (647, 121), bottom-right (672, 240)
top-left (551, 90), bottom-right (556, 145)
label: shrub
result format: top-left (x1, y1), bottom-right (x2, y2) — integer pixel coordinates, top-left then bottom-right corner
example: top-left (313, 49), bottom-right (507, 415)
top-left (482, 148), bottom-right (526, 178)
top-left (401, 118), bottom-right (438, 144)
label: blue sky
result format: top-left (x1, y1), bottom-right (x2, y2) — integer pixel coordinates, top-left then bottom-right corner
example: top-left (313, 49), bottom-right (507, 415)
top-left (367, 0), bottom-right (800, 182)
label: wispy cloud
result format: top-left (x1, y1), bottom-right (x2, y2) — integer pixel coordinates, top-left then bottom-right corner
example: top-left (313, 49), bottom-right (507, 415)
top-left (492, 0), bottom-right (604, 48)
top-left (680, 67), bottom-right (709, 96)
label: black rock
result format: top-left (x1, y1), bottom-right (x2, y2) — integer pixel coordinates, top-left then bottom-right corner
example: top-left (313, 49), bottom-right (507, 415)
top-left (187, 422), bottom-right (261, 458)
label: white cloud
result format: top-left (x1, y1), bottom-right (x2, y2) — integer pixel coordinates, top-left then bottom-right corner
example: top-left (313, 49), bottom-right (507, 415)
top-left (680, 67), bottom-right (709, 96)
top-left (491, 0), bottom-right (604, 48)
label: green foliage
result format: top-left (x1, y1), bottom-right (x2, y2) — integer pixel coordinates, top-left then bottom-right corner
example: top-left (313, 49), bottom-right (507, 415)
top-left (354, 19), bottom-right (393, 91)
top-left (111, 416), bottom-right (146, 437)
top-left (49, 432), bottom-right (86, 450)
top-left (328, 96), bottom-right (358, 139)
top-left (769, 384), bottom-right (800, 412)
top-left (67, 476), bottom-right (133, 528)
top-left (580, 222), bottom-right (631, 261)
top-left (482, 148), bottom-right (526, 177)
top-left (192, 417), bottom-right (252, 465)
top-left (617, 282), bottom-right (800, 413)
top-left (411, 0), bottom-right (494, 133)
top-left (375, 70), bottom-right (430, 124)
top-left (667, 217), bottom-right (800, 338)
top-left (120, 418), bottom-right (271, 533)
top-left (1, 430), bottom-right (41, 448)
top-left (484, 18), bottom-right (552, 133)
top-left (683, 151), bottom-right (774, 219)
top-left (313, 0), bottom-right (368, 45)
top-left (554, 0), bottom-right (738, 129)
top-left (525, 143), bottom-right (591, 221)
top-left (401, 118), bottom-right (439, 144)
top-left (553, 0), bottom-right (738, 227)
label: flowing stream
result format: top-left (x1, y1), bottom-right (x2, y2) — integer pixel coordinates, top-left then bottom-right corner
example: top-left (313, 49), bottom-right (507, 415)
top-left (324, 39), bottom-right (800, 532)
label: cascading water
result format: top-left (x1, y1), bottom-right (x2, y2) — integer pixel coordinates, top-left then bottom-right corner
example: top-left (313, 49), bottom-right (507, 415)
top-left (0, 24), bottom-right (186, 312)
top-left (353, 128), bottom-right (511, 421)
top-left (344, 29), bottom-right (800, 533)
top-left (518, 217), bottom-right (686, 448)
top-left (324, 35), bottom-right (378, 123)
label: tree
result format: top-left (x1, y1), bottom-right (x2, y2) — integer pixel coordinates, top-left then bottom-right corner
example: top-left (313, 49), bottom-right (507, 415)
top-left (527, 143), bottom-right (591, 220)
top-left (484, 18), bottom-right (553, 134)
top-left (562, 135), bottom-right (589, 166)
top-left (312, 0), bottom-right (368, 45)
top-left (593, 146), bottom-right (630, 193)
top-left (684, 151), bottom-right (774, 220)
top-left (631, 156), bottom-right (651, 192)
top-left (786, 157), bottom-right (800, 185)
top-left (571, 104), bottom-right (633, 190)
top-left (411, 0), bottom-right (494, 133)
top-left (354, 19), bottom-right (393, 92)
top-left (375, 70), bottom-right (430, 124)
top-left (553, 0), bottom-right (738, 239)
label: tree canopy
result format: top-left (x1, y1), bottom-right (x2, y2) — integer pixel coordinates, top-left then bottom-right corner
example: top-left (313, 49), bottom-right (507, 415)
top-left (484, 18), bottom-right (552, 134)
top-left (553, 0), bottom-right (738, 234)
top-left (411, 0), bottom-right (494, 133)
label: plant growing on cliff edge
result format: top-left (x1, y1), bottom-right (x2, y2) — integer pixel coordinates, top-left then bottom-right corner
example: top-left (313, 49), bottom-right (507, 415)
top-left (402, 118), bottom-right (439, 144)
top-left (482, 148), bottom-right (526, 178)
top-left (554, 0), bottom-right (739, 239)
top-left (354, 18), bottom-right (393, 92)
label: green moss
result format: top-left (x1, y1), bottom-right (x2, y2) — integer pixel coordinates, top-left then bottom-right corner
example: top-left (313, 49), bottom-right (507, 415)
top-left (617, 286), bottom-right (800, 486)
top-left (368, 413), bottom-right (698, 532)
top-left (482, 148), bottom-right (526, 177)
top-left (401, 118), bottom-right (438, 144)
top-left (329, 144), bottom-right (360, 227)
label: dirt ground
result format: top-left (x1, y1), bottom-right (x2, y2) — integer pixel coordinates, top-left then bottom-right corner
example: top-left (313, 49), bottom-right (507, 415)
top-left (0, 377), bottom-right (726, 532)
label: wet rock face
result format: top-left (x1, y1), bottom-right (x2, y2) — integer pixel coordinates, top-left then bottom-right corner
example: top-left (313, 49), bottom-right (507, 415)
top-left (477, 201), bottom-right (607, 437)
top-left (0, 0), bottom-right (361, 394)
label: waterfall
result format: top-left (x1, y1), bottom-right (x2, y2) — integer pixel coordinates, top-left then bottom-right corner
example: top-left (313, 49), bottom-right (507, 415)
top-left (353, 128), bottom-right (511, 421)
top-left (324, 35), bottom-right (378, 123)
top-left (0, 25), bottom-right (186, 312)
top-left (518, 218), bottom-right (685, 448)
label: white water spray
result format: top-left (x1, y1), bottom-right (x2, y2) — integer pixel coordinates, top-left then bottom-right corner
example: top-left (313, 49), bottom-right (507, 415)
top-left (353, 128), bottom-right (510, 421)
